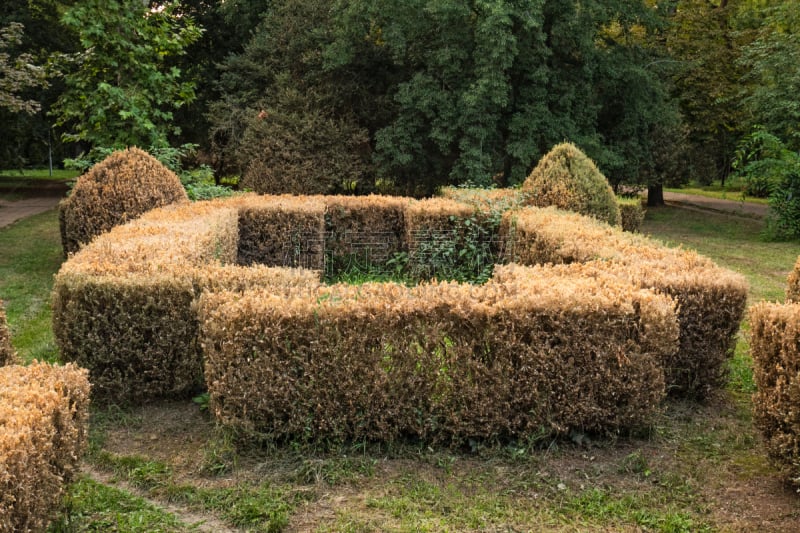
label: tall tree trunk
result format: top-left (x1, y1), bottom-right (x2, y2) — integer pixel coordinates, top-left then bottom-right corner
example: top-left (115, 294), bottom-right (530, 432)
top-left (647, 184), bottom-right (665, 207)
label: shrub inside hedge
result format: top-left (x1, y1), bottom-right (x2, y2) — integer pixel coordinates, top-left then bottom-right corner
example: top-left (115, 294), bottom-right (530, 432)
top-left (0, 362), bottom-right (90, 532)
top-left (750, 302), bottom-right (800, 487)
top-left (200, 266), bottom-right (677, 445)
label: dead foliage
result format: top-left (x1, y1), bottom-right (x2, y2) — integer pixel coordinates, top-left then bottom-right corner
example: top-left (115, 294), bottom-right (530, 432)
top-left (750, 302), bottom-right (800, 488)
top-left (501, 206), bottom-right (749, 398)
top-left (0, 362), bottom-right (90, 532)
top-left (787, 256), bottom-right (800, 303)
top-left (59, 147), bottom-right (188, 255)
top-left (200, 266), bottom-right (676, 445)
top-left (0, 301), bottom-right (17, 366)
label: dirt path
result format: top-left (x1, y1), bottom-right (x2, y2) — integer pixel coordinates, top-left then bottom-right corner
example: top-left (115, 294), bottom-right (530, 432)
top-left (0, 197), bottom-right (62, 229)
top-left (663, 191), bottom-right (769, 218)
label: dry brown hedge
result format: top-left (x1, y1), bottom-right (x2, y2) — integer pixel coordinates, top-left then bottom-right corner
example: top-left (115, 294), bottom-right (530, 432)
top-left (618, 197), bottom-right (646, 233)
top-left (59, 147), bottom-right (188, 255)
top-left (234, 194), bottom-right (326, 269)
top-left (53, 200), bottom-right (319, 402)
top-left (501, 206), bottom-right (749, 398)
top-left (0, 301), bottom-right (17, 367)
top-left (405, 198), bottom-right (497, 280)
top-left (750, 302), bottom-right (800, 487)
top-left (200, 265), bottom-right (677, 444)
top-left (787, 256), bottom-right (800, 302)
top-left (54, 193), bottom-right (745, 422)
top-left (0, 362), bottom-right (90, 532)
top-left (324, 195), bottom-right (413, 270)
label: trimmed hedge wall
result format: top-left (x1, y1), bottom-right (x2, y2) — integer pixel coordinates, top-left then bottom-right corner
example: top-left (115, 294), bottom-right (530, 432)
top-left (618, 197), bottom-right (646, 233)
top-left (200, 266), bottom-right (677, 444)
top-left (0, 362), bottom-right (90, 532)
top-left (750, 302), bottom-right (800, 487)
top-left (53, 193), bottom-right (746, 442)
top-left (501, 206), bottom-right (749, 398)
top-left (0, 301), bottom-right (17, 366)
top-left (788, 256), bottom-right (800, 303)
top-left (53, 199), bottom-right (319, 401)
top-left (234, 195), bottom-right (326, 269)
top-left (324, 195), bottom-right (412, 270)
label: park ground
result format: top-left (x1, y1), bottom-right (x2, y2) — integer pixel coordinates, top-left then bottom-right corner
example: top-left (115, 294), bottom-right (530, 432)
top-left (1, 183), bottom-right (799, 532)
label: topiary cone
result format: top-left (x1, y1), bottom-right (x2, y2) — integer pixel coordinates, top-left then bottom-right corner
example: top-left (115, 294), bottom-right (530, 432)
top-left (521, 142), bottom-right (621, 227)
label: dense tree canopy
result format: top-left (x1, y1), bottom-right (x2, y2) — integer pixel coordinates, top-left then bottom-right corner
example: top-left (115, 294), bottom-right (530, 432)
top-left (0, 0), bottom-right (796, 219)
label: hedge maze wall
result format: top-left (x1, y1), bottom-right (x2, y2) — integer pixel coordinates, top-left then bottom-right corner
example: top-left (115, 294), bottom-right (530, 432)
top-left (52, 193), bottom-right (748, 443)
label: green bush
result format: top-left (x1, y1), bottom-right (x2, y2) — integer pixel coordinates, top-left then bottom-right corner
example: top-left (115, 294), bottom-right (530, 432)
top-left (521, 143), bottom-right (621, 227)
top-left (59, 147), bottom-right (189, 255)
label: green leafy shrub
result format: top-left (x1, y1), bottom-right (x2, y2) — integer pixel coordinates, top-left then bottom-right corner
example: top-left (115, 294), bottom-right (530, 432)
top-left (59, 147), bottom-right (189, 255)
top-left (521, 143), bottom-right (621, 227)
top-left (767, 171), bottom-right (800, 240)
top-left (733, 128), bottom-right (800, 239)
top-left (618, 197), bottom-right (646, 233)
top-left (0, 301), bottom-right (17, 366)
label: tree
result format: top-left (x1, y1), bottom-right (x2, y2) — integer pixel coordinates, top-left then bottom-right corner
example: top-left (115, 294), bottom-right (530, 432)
top-left (326, 0), bottom-right (679, 193)
top-left (738, 1), bottom-right (800, 151)
top-left (51, 0), bottom-right (202, 149)
top-left (0, 22), bottom-right (48, 114)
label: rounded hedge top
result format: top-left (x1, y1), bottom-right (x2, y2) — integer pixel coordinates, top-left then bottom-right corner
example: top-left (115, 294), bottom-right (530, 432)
top-left (521, 142), bottom-right (621, 227)
top-left (60, 147), bottom-right (189, 254)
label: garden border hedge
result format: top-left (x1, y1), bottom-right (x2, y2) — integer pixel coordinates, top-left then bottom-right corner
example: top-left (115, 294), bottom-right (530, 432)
top-left (53, 193), bottom-right (746, 439)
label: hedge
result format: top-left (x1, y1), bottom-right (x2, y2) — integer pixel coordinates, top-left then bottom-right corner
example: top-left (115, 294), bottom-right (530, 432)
top-left (53, 199), bottom-right (319, 401)
top-left (53, 193), bottom-right (745, 433)
top-left (618, 197), bottom-right (646, 233)
top-left (501, 206), bottom-right (749, 398)
top-left (788, 256), bottom-right (800, 303)
top-left (199, 265), bottom-right (677, 444)
top-left (0, 362), bottom-right (90, 532)
top-left (234, 195), bottom-right (326, 269)
top-left (59, 147), bottom-right (188, 255)
top-left (405, 198), bottom-right (499, 282)
top-left (0, 301), bottom-right (16, 366)
top-left (324, 194), bottom-right (412, 273)
top-left (750, 302), bottom-right (800, 487)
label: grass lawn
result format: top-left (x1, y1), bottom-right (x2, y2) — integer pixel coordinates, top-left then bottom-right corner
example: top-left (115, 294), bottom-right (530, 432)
top-left (1, 202), bottom-right (799, 532)
top-left (665, 177), bottom-right (770, 205)
top-left (0, 168), bottom-right (79, 180)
